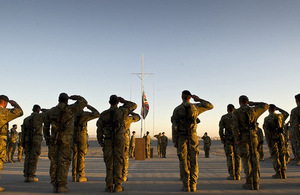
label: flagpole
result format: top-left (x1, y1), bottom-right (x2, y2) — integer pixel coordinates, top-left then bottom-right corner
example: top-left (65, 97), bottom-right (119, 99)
top-left (141, 54), bottom-right (144, 137)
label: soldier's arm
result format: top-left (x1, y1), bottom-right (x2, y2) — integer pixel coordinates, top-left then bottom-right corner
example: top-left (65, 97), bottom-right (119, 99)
top-left (119, 99), bottom-right (138, 118)
top-left (192, 97), bottom-right (214, 115)
top-left (69, 95), bottom-right (88, 114)
top-left (96, 117), bottom-right (104, 147)
top-left (171, 113), bottom-right (179, 146)
top-left (252, 102), bottom-right (269, 119)
top-left (131, 112), bottom-right (141, 123)
top-left (43, 112), bottom-right (51, 146)
top-left (277, 107), bottom-right (289, 122)
top-left (219, 116), bottom-right (225, 141)
top-left (5, 100), bottom-right (23, 122)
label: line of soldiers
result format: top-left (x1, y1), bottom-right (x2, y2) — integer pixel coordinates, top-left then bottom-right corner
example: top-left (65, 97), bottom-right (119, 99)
top-left (6, 124), bottom-right (24, 163)
top-left (154, 132), bottom-right (168, 158)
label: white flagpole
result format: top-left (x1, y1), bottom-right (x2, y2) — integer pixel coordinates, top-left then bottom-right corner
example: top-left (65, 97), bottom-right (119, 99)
top-left (141, 54), bottom-right (144, 137)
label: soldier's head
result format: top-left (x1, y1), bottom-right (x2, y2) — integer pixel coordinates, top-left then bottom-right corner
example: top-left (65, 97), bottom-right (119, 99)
top-left (239, 95), bottom-right (249, 106)
top-left (0, 95), bottom-right (9, 108)
top-left (12, 124), bottom-right (17, 129)
top-left (181, 90), bottom-right (192, 102)
top-left (132, 131), bottom-right (136, 135)
top-left (227, 104), bottom-right (235, 113)
top-left (146, 131), bottom-right (149, 135)
top-left (256, 122), bottom-right (259, 127)
top-left (269, 104), bottom-right (276, 113)
top-left (109, 95), bottom-right (119, 106)
top-left (204, 132), bottom-right (207, 136)
top-left (295, 94), bottom-right (300, 106)
top-left (59, 93), bottom-right (69, 104)
top-left (32, 104), bottom-right (41, 113)
top-left (162, 132), bottom-right (165, 135)
top-left (159, 132), bottom-right (161, 135)
top-left (196, 118), bottom-right (201, 124)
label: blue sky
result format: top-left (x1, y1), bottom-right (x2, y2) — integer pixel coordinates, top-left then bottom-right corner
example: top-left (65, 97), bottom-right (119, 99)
top-left (1, 0), bottom-right (299, 138)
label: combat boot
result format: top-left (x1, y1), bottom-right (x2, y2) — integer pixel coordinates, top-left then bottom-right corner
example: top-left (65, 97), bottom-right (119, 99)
top-left (190, 185), bottom-right (197, 192)
top-left (28, 177), bottom-right (39, 182)
top-left (114, 184), bottom-right (124, 192)
top-left (122, 176), bottom-right (127, 182)
top-left (105, 186), bottom-right (113, 192)
top-left (272, 172), bottom-right (282, 179)
top-left (227, 175), bottom-right (235, 180)
top-left (235, 175), bottom-right (241, 180)
top-left (57, 186), bottom-right (69, 193)
top-left (78, 177), bottom-right (88, 182)
top-left (181, 186), bottom-right (190, 192)
top-left (281, 170), bottom-right (287, 179)
top-left (242, 183), bottom-right (253, 190)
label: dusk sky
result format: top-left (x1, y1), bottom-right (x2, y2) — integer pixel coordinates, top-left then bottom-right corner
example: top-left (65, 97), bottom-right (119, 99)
top-left (1, 0), bottom-right (299, 138)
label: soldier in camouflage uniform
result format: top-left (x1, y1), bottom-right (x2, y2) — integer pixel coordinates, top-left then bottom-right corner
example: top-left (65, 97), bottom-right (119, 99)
top-left (256, 123), bottom-right (264, 161)
top-left (233, 95), bottom-right (268, 190)
top-left (201, 132), bottom-right (211, 158)
top-left (263, 104), bottom-right (289, 179)
top-left (290, 94), bottom-right (300, 166)
top-left (172, 90), bottom-right (213, 192)
top-left (283, 122), bottom-right (290, 163)
top-left (219, 104), bottom-right (241, 180)
top-left (160, 132), bottom-right (168, 158)
top-left (72, 104), bottom-right (100, 183)
top-left (0, 95), bottom-right (23, 191)
top-left (43, 93), bottom-right (87, 193)
top-left (154, 132), bottom-right (162, 157)
top-left (129, 131), bottom-right (136, 158)
top-left (7, 124), bottom-right (18, 163)
top-left (122, 112), bottom-right (140, 182)
top-left (97, 95), bottom-right (137, 192)
top-left (22, 104), bottom-right (46, 182)
top-left (144, 131), bottom-right (151, 158)
top-left (17, 132), bottom-right (23, 162)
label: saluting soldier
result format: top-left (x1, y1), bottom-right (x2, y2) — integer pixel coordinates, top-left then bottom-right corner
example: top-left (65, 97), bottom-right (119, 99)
top-left (233, 95), bottom-right (268, 190)
top-left (129, 131), bottom-right (136, 158)
top-left (171, 90), bottom-right (213, 192)
top-left (97, 95), bottom-right (137, 192)
top-left (7, 124), bottom-right (18, 163)
top-left (154, 132), bottom-right (162, 157)
top-left (263, 104), bottom-right (289, 179)
top-left (22, 104), bottom-right (46, 182)
top-left (43, 93), bottom-right (87, 193)
top-left (219, 104), bottom-right (241, 180)
top-left (72, 104), bottom-right (100, 183)
top-left (290, 94), bottom-right (300, 166)
top-left (144, 131), bottom-right (151, 158)
top-left (160, 132), bottom-right (168, 158)
top-left (0, 95), bottom-right (23, 191)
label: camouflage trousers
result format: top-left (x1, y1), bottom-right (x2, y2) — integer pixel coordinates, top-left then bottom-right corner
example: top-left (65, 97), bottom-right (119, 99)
top-left (72, 132), bottom-right (88, 179)
top-left (238, 134), bottom-right (260, 184)
top-left (224, 141), bottom-right (241, 178)
top-left (257, 142), bottom-right (264, 160)
top-left (157, 144), bottom-right (161, 157)
top-left (161, 144), bottom-right (167, 158)
top-left (285, 141), bottom-right (290, 163)
top-left (7, 141), bottom-right (16, 161)
top-left (129, 146), bottom-right (135, 158)
top-left (18, 143), bottom-right (23, 161)
top-left (204, 144), bottom-right (210, 158)
top-left (24, 136), bottom-right (42, 178)
top-left (177, 135), bottom-right (199, 188)
top-left (103, 138), bottom-right (125, 187)
top-left (48, 136), bottom-right (73, 187)
top-left (145, 144), bottom-right (151, 158)
top-left (270, 138), bottom-right (286, 173)
top-left (122, 135), bottom-right (130, 179)
top-left (0, 136), bottom-right (8, 174)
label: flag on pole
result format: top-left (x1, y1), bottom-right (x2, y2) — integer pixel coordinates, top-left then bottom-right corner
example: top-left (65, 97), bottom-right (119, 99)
top-left (141, 90), bottom-right (149, 119)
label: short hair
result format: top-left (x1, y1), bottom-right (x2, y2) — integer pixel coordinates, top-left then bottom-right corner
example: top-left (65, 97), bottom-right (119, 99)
top-left (269, 104), bottom-right (276, 111)
top-left (146, 131), bottom-right (149, 135)
top-left (59, 93), bottom-right (69, 103)
top-left (0, 95), bottom-right (9, 102)
top-left (32, 104), bottom-right (41, 112)
top-left (132, 131), bottom-right (136, 134)
top-left (295, 94), bottom-right (300, 102)
top-left (109, 95), bottom-right (119, 105)
top-left (239, 95), bottom-right (249, 104)
top-left (227, 104), bottom-right (234, 111)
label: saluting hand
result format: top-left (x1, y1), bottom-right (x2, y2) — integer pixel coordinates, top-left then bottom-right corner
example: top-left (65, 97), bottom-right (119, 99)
top-left (9, 100), bottom-right (17, 106)
top-left (69, 95), bottom-right (80, 100)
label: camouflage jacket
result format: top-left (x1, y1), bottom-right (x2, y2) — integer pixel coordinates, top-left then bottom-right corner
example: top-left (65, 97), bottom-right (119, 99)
top-left (22, 112), bottom-right (45, 144)
top-left (290, 105), bottom-right (300, 140)
top-left (161, 135), bottom-right (168, 145)
top-left (0, 104), bottom-right (23, 137)
top-left (233, 103), bottom-right (268, 142)
top-left (97, 100), bottom-right (137, 142)
top-left (144, 135), bottom-right (151, 145)
top-left (124, 113), bottom-right (140, 137)
top-left (154, 134), bottom-right (162, 145)
top-left (219, 112), bottom-right (234, 142)
top-left (202, 135), bottom-right (211, 146)
top-left (171, 100), bottom-right (213, 143)
top-left (9, 128), bottom-right (18, 143)
top-left (130, 134), bottom-right (135, 147)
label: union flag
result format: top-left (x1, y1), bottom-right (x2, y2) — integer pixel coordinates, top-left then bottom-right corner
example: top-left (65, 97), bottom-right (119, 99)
top-left (141, 90), bottom-right (149, 119)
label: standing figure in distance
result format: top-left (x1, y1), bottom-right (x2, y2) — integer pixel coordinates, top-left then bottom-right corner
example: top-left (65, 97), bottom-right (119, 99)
top-left (219, 104), bottom-right (241, 180)
top-left (144, 131), bottom-right (151, 158)
top-left (160, 132), bottom-right (168, 158)
top-left (233, 95), bottom-right (268, 190)
top-left (43, 93), bottom-right (87, 193)
top-left (97, 95), bottom-right (137, 192)
top-left (202, 132), bottom-right (211, 158)
top-left (263, 104), bottom-right (289, 179)
top-left (7, 124), bottom-right (18, 163)
top-left (154, 132), bottom-right (162, 157)
top-left (171, 90), bottom-right (213, 192)
top-left (72, 104), bottom-right (100, 182)
top-left (0, 95), bottom-right (23, 191)
top-left (290, 93), bottom-right (300, 166)
top-left (122, 112), bottom-right (140, 182)
top-left (129, 131), bottom-right (136, 158)
top-left (256, 123), bottom-right (264, 161)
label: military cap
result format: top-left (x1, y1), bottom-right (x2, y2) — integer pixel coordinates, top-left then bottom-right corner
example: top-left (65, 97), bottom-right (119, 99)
top-left (32, 104), bottom-right (41, 111)
top-left (182, 90), bottom-right (192, 96)
top-left (0, 95), bottom-right (9, 102)
top-left (109, 95), bottom-right (119, 105)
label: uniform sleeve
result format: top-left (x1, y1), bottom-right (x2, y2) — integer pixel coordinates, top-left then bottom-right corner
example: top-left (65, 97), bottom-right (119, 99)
top-left (1, 103), bottom-right (23, 126)
top-left (171, 112), bottom-right (178, 143)
top-left (96, 117), bottom-right (104, 144)
top-left (119, 100), bottom-right (138, 119)
top-left (69, 96), bottom-right (88, 114)
top-left (43, 111), bottom-right (51, 144)
top-left (219, 116), bottom-right (225, 138)
top-left (81, 105), bottom-right (100, 123)
top-left (253, 103), bottom-right (269, 120)
top-left (131, 113), bottom-right (141, 122)
top-left (194, 100), bottom-right (214, 116)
